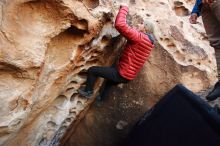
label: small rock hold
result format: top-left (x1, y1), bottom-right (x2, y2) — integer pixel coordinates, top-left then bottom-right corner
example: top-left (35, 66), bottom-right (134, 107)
top-left (117, 84), bottom-right (124, 89)
top-left (77, 101), bottom-right (83, 108)
top-left (116, 120), bottom-right (128, 130)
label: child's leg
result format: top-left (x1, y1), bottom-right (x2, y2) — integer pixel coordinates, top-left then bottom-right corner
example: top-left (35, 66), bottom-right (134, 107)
top-left (85, 66), bottom-right (123, 92)
top-left (98, 80), bottom-right (118, 101)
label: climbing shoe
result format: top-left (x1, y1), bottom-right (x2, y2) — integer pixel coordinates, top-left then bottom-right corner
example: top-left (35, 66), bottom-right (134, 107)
top-left (78, 87), bottom-right (93, 99)
top-left (206, 81), bottom-right (220, 101)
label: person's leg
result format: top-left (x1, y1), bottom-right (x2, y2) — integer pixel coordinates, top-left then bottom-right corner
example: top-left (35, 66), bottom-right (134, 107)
top-left (215, 49), bottom-right (220, 79)
top-left (211, 1), bottom-right (220, 78)
top-left (98, 69), bottom-right (129, 102)
top-left (79, 66), bottom-right (115, 98)
top-left (211, 0), bottom-right (220, 23)
top-left (85, 66), bottom-right (123, 91)
top-left (95, 80), bottom-right (117, 107)
top-left (202, 3), bottom-right (220, 51)
top-left (202, 1), bottom-right (220, 72)
top-left (97, 80), bottom-right (118, 101)
top-left (201, 3), bottom-right (220, 101)
top-left (79, 66), bottom-right (127, 98)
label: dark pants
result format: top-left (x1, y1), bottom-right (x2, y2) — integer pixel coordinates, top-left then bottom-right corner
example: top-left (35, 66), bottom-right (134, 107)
top-left (85, 66), bottom-right (129, 100)
top-left (201, 1), bottom-right (220, 79)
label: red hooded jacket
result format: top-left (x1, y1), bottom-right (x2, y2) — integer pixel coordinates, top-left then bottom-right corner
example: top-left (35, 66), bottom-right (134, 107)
top-left (115, 6), bottom-right (154, 80)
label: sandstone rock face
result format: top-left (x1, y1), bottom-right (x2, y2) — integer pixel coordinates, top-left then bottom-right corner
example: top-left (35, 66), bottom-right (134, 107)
top-left (0, 0), bottom-right (217, 146)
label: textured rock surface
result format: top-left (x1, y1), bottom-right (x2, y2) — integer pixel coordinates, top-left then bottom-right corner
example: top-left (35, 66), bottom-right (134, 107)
top-left (63, 44), bottom-right (219, 146)
top-left (0, 0), bottom-right (217, 146)
top-left (62, 0), bottom-right (219, 146)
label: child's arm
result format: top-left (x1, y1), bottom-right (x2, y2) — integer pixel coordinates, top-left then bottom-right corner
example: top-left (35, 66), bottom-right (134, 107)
top-left (115, 5), bottom-right (140, 42)
top-left (191, 0), bottom-right (202, 17)
top-left (189, 0), bottom-right (202, 24)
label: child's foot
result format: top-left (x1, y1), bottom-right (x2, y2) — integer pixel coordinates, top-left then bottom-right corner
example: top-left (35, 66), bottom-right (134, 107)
top-left (78, 87), bottom-right (93, 99)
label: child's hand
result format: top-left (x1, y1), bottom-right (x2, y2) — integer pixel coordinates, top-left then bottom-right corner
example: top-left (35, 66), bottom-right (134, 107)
top-left (189, 13), bottom-right (198, 24)
top-left (120, 3), bottom-right (129, 8)
top-left (120, 0), bottom-right (129, 7)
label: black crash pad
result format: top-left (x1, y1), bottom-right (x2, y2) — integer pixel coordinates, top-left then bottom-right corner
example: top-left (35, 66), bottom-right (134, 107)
top-left (123, 84), bottom-right (220, 146)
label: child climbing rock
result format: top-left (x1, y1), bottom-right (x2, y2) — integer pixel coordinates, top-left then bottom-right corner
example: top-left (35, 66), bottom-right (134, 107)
top-left (78, 3), bottom-right (155, 101)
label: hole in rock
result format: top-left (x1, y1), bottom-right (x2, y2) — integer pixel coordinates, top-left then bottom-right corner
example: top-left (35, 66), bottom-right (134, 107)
top-left (73, 19), bottom-right (88, 30)
top-left (81, 81), bottom-right (87, 86)
top-left (174, 1), bottom-right (183, 6)
top-left (65, 118), bottom-right (72, 123)
top-left (180, 21), bottom-right (184, 28)
top-left (0, 62), bottom-right (21, 72)
top-left (70, 80), bottom-right (78, 85)
top-left (102, 13), bottom-right (113, 22)
top-left (167, 42), bottom-right (176, 48)
top-left (101, 35), bottom-right (112, 45)
top-left (69, 111), bottom-right (77, 117)
top-left (66, 87), bottom-right (75, 92)
top-left (70, 93), bottom-right (78, 102)
top-left (164, 38), bottom-right (170, 43)
top-left (52, 95), bottom-right (67, 107)
top-left (182, 48), bottom-right (186, 52)
top-left (78, 70), bottom-right (88, 79)
top-left (174, 6), bottom-right (190, 16)
top-left (69, 108), bottom-right (77, 114)
top-left (66, 25), bottom-right (88, 38)
top-left (77, 101), bottom-right (83, 107)
top-left (47, 121), bottom-right (56, 129)
top-left (130, 0), bottom-right (136, 4)
top-left (146, 14), bottom-right (151, 17)
top-left (202, 36), bottom-right (208, 41)
top-left (68, 80), bottom-right (79, 88)
top-left (82, 0), bottom-right (99, 9)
